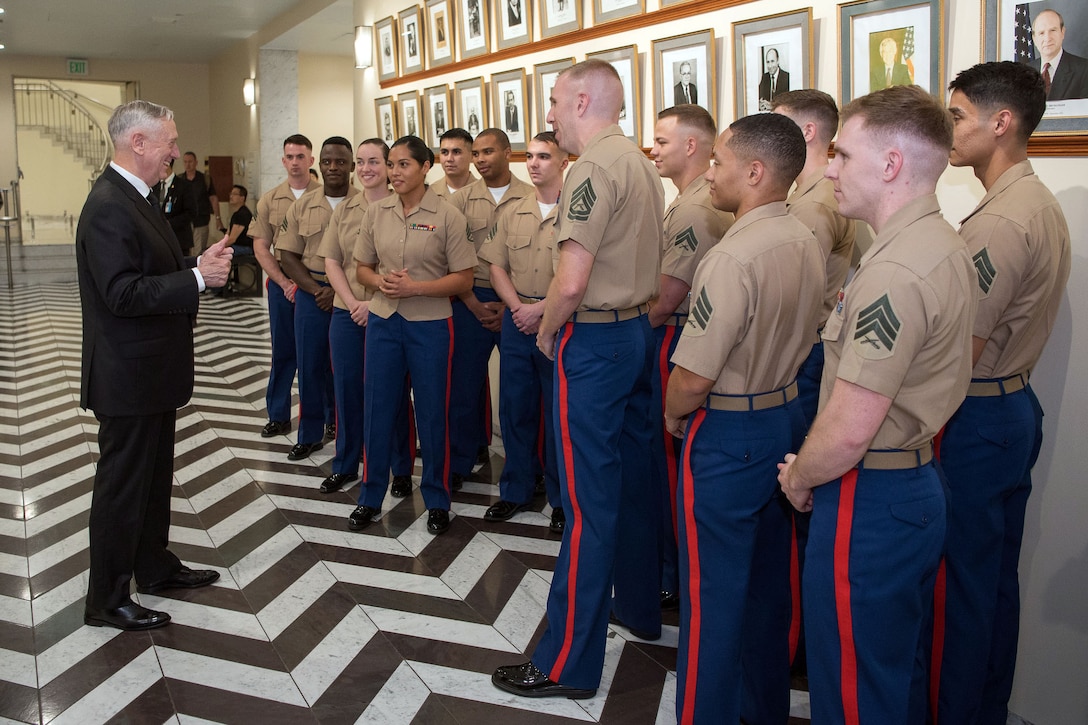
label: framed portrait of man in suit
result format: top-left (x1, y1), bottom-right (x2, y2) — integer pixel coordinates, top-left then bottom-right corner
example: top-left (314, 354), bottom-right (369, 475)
top-left (653, 30), bottom-right (715, 120)
top-left (491, 68), bottom-right (529, 150)
top-left (840, 0), bottom-right (943, 102)
top-left (456, 0), bottom-right (490, 59)
top-left (397, 91), bottom-right (422, 138)
top-left (733, 8), bottom-right (814, 118)
top-left (426, 0), bottom-right (455, 68)
top-left (375, 96), bottom-right (398, 144)
top-left (588, 45), bottom-right (642, 146)
top-left (540, 0), bottom-right (580, 37)
top-left (376, 16), bottom-right (399, 82)
top-left (985, 0), bottom-right (1088, 136)
top-left (533, 57), bottom-right (574, 135)
top-left (494, 0), bottom-right (532, 50)
top-left (455, 77), bottom-right (488, 136)
top-left (399, 5), bottom-right (425, 73)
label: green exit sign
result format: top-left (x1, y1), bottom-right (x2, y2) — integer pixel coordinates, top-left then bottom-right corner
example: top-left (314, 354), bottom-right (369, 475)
top-left (67, 59), bottom-right (89, 76)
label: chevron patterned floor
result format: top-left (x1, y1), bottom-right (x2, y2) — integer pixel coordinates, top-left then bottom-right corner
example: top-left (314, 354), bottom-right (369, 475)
top-left (0, 283), bottom-right (812, 724)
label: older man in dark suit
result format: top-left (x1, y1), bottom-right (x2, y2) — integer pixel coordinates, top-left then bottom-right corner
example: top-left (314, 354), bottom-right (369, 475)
top-left (77, 100), bottom-right (232, 631)
top-left (1030, 9), bottom-right (1088, 101)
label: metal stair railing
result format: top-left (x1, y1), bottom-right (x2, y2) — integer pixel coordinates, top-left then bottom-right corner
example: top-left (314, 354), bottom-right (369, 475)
top-left (14, 80), bottom-right (112, 178)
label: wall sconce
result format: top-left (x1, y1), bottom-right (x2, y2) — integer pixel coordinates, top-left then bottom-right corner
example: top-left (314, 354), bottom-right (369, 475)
top-left (354, 26), bottom-right (374, 69)
top-left (243, 77), bottom-right (258, 106)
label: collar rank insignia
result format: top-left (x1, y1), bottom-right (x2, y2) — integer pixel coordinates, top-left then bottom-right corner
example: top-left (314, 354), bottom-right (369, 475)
top-left (686, 286), bottom-right (713, 337)
top-left (853, 293), bottom-right (900, 360)
top-left (973, 247), bottom-right (997, 296)
top-left (674, 226), bottom-right (698, 254)
top-left (566, 178), bottom-right (597, 222)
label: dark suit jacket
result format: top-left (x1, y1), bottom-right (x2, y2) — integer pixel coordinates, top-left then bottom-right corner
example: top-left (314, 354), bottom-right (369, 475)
top-left (870, 63), bottom-right (912, 90)
top-left (76, 165), bottom-right (201, 418)
top-left (673, 82), bottom-right (697, 105)
top-left (507, 0), bottom-right (522, 25)
top-left (757, 69), bottom-right (791, 103)
top-left (506, 105), bottom-right (519, 132)
top-left (1033, 51), bottom-right (1088, 101)
top-left (163, 175), bottom-right (194, 253)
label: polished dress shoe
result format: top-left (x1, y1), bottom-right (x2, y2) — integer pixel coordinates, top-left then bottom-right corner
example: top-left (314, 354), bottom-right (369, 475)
top-left (349, 505), bottom-right (380, 531)
top-left (660, 590), bottom-right (680, 610)
top-left (451, 472), bottom-right (464, 492)
top-left (484, 500), bottom-right (528, 521)
top-left (137, 567), bottom-right (220, 594)
top-left (85, 602), bottom-right (171, 631)
top-left (390, 475), bottom-right (413, 498)
top-left (491, 661), bottom-right (596, 699)
top-left (320, 472), bottom-right (357, 494)
top-left (288, 441), bottom-right (323, 460)
top-left (261, 420), bottom-right (291, 438)
top-left (324, 423), bottom-right (337, 441)
top-left (427, 508), bottom-right (450, 534)
top-left (549, 507), bottom-right (566, 534)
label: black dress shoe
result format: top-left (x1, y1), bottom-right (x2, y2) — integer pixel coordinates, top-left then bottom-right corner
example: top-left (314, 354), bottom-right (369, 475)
top-left (608, 612), bottom-right (661, 641)
top-left (485, 500), bottom-right (529, 521)
top-left (261, 420), bottom-right (291, 438)
top-left (349, 505), bottom-right (381, 530)
top-left (390, 475), bottom-right (413, 498)
top-left (137, 568), bottom-right (220, 594)
top-left (324, 423), bottom-right (337, 441)
top-left (288, 441), bottom-right (323, 460)
top-left (85, 602), bottom-right (171, 631)
top-left (320, 472), bottom-right (357, 494)
top-left (549, 507), bottom-right (566, 534)
top-left (491, 661), bottom-right (596, 699)
top-left (451, 472), bottom-right (464, 491)
top-left (427, 508), bottom-right (450, 534)
top-left (660, 590), bottom-right (680, 610)
top-left (476, 445), bottom-right (490, 466)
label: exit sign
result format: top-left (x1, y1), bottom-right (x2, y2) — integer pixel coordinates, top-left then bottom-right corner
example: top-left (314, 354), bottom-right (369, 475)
top-left (67, 59), bottom-right (89, 76)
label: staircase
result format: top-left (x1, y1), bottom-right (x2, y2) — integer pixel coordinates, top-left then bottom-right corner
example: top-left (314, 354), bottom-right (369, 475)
top-left (14, 81), bottom-right (112, 177)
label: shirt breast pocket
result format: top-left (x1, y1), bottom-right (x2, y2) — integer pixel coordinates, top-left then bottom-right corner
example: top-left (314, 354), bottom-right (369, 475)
top-left (822, 306), bottom-right (844, 342)
top-left (505, 234), bottom-right (533, 277)
top-left (468, 216), bottom-right (491, 245)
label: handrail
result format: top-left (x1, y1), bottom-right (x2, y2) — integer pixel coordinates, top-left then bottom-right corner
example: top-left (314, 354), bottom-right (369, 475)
top-left (14, 80), bottom-right (112, 178)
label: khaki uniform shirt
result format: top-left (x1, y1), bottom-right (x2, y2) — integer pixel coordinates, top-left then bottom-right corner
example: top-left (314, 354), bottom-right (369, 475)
top-left (958, 160), bottom-right (1071, 379)
top-left (450, 176), bottom-right (534, 284)
top-left (671, 202), bottom-right (825, 395)
top-left (279, 186), bottom-right (360, 282)
top-left (353, 187), bottom-right (477, 321)
top-left (431, 175), bottom-right (475, 200)
top-left (317, 192), bottom-right (374, 310)
top-left (787, 174), bottom-right (856, 325)
top-left (252, 178), bottom-right (321, 261)
top-left (660, 175), bottom-right (734, 316)
top-left (820, 194), bottom-right (976, 450)
top-left (554, 125), bottom-right (664, 310)
top-left (479, 195), bottom-right (558, 299)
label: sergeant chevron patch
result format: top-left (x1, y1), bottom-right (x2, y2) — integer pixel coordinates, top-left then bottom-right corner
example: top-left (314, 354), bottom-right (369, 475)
top-left (674, 226), bottom-right (698, 254)
top-left (973, 247), bottom-right (997, 295)
top-left (686, 286), bottom-right (713, 336)
top-left (853, 293), bottom-right (900, 359)
top-left (567, 178), bottom-right (597, 222)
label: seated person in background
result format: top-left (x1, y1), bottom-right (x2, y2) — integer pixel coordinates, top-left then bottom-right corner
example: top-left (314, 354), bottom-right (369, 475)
top-left (222, 184), bottom-right (254, 254)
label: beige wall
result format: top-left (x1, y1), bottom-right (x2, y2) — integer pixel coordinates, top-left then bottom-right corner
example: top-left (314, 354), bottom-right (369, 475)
top-left (298, 53), bottom-right (356, 151)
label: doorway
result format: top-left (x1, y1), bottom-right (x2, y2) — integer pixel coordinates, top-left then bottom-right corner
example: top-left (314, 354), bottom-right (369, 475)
top-left (13, 78), bottom-right (126, 245)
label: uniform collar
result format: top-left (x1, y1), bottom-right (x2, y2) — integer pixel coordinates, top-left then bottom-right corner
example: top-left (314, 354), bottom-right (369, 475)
top-left (722, 200), bottom-right (789, 238)
top-left (786, 169), bottom-right (825, 207)
top-left (677, 174), bottom-right (711, 202)
top-left (863, 194), bottom-right (942, 264)
top-left (583, 124), bottom-right (625, 152)
top-left (959, 160), bottom-right (1035, 227)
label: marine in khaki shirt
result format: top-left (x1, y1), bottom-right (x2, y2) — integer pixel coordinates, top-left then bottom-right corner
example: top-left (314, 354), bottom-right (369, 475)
top-left (353, 187), bottom-right (477, 321)
top-left (659, 176), bottom-right (734, 319)
top-left (959, 159), bottom-right (1071, 378)
top-left (479, 193), bottom-right (558, 299)
top-left (318, 192), bottom-right (372, 311)
top-left (433, 129), bottom-right (477, 200)
top-left (670, 202), bottom-right (825, 396)
top-left (551, 124), bottom-right (664, 314)
top-left (279, 184), bottom-right (359, 287)
top-left (787, 174), bottom-right (856, 322)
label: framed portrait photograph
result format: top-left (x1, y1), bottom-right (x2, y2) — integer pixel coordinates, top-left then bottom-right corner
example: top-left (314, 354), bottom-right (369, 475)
top-left (839, 0), bottom-right (944, 102)
top-left (376, 16), bottom-right (399, 82)
top-left (653, 30), bottom-right (716, 120)
top-left (424, 84), bottom-right (452, 148)
top-left (491, 69), bottom-right (530, 150)
top-left (539, 0), bottom-right (581, 38)
top-left (533, 58), bottom-right (574, 135)
top-left (397, 91), bottom-right (422, 138)
top-left (595, 0), bottom-right (644, 25)
top-left (588, 45), bottom-right (642, 146)
top-left (455, 77), bottom-right (488, 136)
top-left (733, 9), bottom-right (814, 118)
top-left (426, 0), bottom-right (455, 68)
top-left (398, 5), bottom-right (425, 74)
top-left (375, 96), bottom-right (399, 145)
top-left (984, 0), bottom-right (1088, 134)
top-left (495, 0), bottom-right (532, 50)
top-left (456, 0), bottom-right (490, 60)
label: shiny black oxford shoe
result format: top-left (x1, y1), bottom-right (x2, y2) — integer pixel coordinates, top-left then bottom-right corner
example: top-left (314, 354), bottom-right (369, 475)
top-left (84, 602), bottom-right (171, 631)
top-left (491, 661), bottom-right (596, 699)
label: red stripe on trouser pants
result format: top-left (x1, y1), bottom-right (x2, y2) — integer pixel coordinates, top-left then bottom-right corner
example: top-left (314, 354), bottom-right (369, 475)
top-left (679, 408), bottom-right (707, 725)
top-left (835, 469), bottom-right (860, 725)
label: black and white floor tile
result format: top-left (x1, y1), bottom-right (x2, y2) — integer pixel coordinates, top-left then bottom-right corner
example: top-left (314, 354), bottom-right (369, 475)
top-left (0, 283), bottom-right (813, 724)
